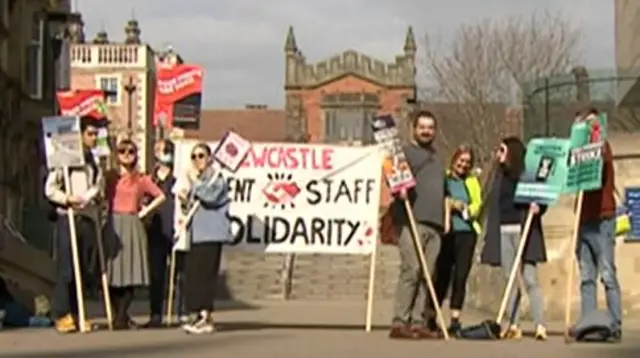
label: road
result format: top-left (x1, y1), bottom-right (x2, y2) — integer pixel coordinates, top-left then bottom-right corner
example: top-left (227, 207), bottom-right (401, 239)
top-left (0, 300), bottom-right (637, 358)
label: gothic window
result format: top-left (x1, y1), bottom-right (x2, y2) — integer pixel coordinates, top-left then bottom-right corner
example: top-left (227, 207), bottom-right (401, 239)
top-left (322, 93), bottom-right (379, 144)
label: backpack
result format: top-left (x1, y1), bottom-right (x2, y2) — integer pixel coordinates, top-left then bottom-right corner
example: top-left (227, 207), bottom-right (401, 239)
top-left (569, 310), bottom-right (616, 342)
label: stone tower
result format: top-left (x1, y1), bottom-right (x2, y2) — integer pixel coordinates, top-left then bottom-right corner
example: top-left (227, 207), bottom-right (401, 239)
top-left (124, 17), bottom-right (141, 44)
top-left (283, 26), bottom-right (416, 143)
top-left (92, 29), bottom-right (109, 44)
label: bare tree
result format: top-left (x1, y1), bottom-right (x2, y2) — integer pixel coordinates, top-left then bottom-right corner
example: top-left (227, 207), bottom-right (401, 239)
top-left (420, 11), bottom-right (582, 165)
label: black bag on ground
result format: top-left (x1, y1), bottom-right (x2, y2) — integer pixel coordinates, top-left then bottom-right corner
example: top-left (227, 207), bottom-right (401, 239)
top-left (457, 320), bottom-right (501, 340)
top-left (569, 310), bottom-right (616, 342)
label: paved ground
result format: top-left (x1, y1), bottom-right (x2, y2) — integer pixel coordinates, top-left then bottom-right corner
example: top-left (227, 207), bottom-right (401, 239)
top-left (0, 300), bottom-right (638, 358)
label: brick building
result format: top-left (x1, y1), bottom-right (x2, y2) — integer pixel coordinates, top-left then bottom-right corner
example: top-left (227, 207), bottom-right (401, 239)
top-left (189, 26), bottom-right (417, 145)
top-left (68, 18), bottom-right (156, 171)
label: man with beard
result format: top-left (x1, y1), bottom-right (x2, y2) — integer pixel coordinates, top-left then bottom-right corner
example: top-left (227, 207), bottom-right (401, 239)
top-left (389, 110), bottom-right (446, 340)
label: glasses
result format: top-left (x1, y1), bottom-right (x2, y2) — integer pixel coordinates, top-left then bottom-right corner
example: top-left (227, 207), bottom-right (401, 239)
top-left (117, 148), bottom-right (136, 155)
top-left (191, 152), bottom-right (207, 160)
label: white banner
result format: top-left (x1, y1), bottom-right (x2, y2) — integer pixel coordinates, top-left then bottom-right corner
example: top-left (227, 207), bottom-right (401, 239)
top-left (175, 140), bottom-right (382, 254)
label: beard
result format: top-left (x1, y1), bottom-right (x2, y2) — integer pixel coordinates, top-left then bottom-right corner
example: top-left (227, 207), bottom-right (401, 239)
top-left (414, 133), bottom-right (434, 147)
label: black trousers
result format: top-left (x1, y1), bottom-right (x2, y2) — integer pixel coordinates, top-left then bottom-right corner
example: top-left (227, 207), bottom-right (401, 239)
top-left (434, 231), bottom-right (477, 311)
top-left (147, 234), bottom-right (171, 317)
top-left (51, 216), bottom-right (97, 319)
top-left (184, 242), bottom-right (223, 313)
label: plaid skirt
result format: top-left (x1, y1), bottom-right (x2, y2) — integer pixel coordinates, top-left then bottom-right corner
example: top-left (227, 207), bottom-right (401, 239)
top-left (105, 213), bottom-right (150, 287)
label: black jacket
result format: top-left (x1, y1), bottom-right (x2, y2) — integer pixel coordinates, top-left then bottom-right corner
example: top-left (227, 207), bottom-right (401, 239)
top-left (480, 167), bottom-right (548, 266)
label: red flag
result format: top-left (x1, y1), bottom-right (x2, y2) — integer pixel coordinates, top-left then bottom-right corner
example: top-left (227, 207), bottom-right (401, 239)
top-left (153, 64), bottom-right (204, 128)
top-left (56, 89), bottom-right (106, 120)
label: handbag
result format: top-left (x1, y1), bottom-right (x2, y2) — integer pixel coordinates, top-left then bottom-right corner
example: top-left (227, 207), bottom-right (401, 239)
top-left (614, 187), bottom-right (631, 236)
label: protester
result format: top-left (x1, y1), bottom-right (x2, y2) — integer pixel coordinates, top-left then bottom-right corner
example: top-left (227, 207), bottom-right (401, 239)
top-left (575, 108), bottom-right (622, 341)
top-left (388, 110), bottom-right (446, 340)
top-left (480, 137), bottom-right (548, 340)
top-left (174, 142), bottom-right (231, 335)
top-left (105, 139), bottom-right (165, 330)
top-left (142, 139), bottom-right (185, 328)
top-left (44, 116), bottom-right (103, 333)
top-left (434, 145), bottom-right (482, 334)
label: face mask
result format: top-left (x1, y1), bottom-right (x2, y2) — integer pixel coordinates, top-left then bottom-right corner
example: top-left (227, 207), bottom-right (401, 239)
top-left (158, 153), bottom-right (173, 164)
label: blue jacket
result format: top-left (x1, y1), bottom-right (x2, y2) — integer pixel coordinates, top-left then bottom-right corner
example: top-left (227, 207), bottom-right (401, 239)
top-left (189, 170), bottom-right (231, 244)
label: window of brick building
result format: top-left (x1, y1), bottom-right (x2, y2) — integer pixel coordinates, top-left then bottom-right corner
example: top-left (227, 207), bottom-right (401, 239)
top-left (96, 75), bottom-right (121, 105)
top-left (322, 93), bottom-right (379, 144)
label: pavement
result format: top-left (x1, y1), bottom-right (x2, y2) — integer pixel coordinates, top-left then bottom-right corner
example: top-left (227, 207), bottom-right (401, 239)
top-left (0, 299), bottom-right (638, 358)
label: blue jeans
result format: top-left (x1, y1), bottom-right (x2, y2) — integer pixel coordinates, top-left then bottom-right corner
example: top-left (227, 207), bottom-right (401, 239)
top-left (577, 218), bottom-right (622, 329)
top-left (500, 226), bottom-right (545, 326)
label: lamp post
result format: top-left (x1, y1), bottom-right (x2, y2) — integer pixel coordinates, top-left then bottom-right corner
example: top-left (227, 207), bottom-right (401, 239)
top-left (123, 76), bottom-right (137, 133)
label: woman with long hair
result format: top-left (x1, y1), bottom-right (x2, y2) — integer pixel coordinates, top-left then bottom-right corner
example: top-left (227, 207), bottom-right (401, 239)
top-left (174, 142), bottom-right (231, 335)
top-left (434, 145), bottom-right (482, 334)
top-left (480, 137), bottom-right (548, 340)
top-left (105, 139), bottom-right (165, 330)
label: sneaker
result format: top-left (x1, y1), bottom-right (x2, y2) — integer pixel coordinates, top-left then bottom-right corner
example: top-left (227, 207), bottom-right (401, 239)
top-left (54, 314), bottom-right (77, 334)
top-left (534, 325), bottom-right (548, 341)
top-left (501, 325), bottom-right (522, 340)
top-left (448, 319), bottom-right (462, 335)
top-left (182, 314), bottom-right (214, 335)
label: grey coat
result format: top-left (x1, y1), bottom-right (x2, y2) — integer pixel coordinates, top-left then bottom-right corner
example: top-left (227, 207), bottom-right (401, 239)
top-left (479, 167), bottom-right (548, 266)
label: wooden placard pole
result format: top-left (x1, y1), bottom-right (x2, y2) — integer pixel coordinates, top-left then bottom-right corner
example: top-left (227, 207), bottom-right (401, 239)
top-left (495, 210), bottom-right (534, 325)
top-left (563, 191), bottom-right (584, 343)
top-left (404, 199), bottom-right (450, 340)
top-left (62, 167), bottom-right (88, 333)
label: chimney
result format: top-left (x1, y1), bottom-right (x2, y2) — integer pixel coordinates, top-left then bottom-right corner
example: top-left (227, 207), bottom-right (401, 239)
top-left (245, 104), bottom-right (268, 110)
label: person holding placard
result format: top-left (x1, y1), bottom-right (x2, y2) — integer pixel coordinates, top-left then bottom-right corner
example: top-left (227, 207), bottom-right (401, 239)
top-left (434, 145), bottom-right (483, 334)
top-left (574, 109), bottom-right (622, 341)
top-left (175, 143), bottom-right (231, 335)
top-left (104, 139), bottom-right (166, 330)
top-left (44, 117), bottom-right (103, 334)
top-left (480, 137), bottom-right (549, 341)
top-left (388, 111), bottom-right (446, 340)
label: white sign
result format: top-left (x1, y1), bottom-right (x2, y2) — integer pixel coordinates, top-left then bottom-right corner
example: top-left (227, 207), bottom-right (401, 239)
top-left (42, 116), bottom-right (85, 169)
top-left (174, 140), bottom-right (382, 254)
top-left (213, 131), bottom-right (252, 172)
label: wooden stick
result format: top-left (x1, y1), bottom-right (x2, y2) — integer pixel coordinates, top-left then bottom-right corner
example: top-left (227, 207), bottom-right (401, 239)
top-left (364, 240), bottom-right (378, 332)
top-left (404, 199), bottom-right (450, 340)
top-left (165, 249), bottom-right (177, 326)
top-left (495, 209), bottom-right (535, 324)
top-left (91, 212), bottom-right (113, 330)
top-left (564, 192), bottom-right (584, 343)
top-left (62, 167), bottom-right (88, 333)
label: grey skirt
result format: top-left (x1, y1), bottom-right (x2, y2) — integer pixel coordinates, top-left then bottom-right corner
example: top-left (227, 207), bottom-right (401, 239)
top-left (105, 213), bottom-right (150, 287)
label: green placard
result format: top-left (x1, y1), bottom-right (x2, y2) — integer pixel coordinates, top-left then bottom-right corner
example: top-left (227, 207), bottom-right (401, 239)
top-left (564, 113), bottom-right (608, 193)
top-left (514, 138), bottom-right (571, 205)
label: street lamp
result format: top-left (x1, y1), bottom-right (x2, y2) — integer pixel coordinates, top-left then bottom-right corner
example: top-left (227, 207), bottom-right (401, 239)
top-left (123, 76), bottom-right (137, 131)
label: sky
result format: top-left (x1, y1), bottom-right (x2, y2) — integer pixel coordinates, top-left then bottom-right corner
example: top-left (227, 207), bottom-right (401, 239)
top-left (76, 0), bottom-right (614, 109)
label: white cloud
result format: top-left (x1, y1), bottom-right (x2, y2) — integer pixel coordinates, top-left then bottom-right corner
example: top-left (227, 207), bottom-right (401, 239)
top-left (76, 0), bottom-right (614, 108)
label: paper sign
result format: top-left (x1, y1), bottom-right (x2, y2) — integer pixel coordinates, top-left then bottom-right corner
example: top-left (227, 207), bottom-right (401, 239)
top-left (369, 115), bottom-right (415, 193)
top-left (212, 131), bottom-right (252, 172)
top-left (42, 116), bottom-right (85, 169)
